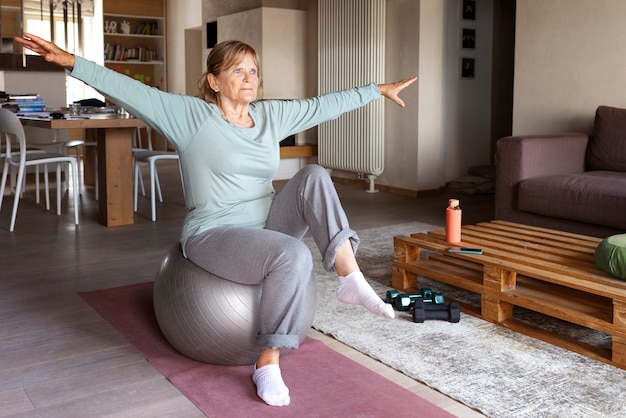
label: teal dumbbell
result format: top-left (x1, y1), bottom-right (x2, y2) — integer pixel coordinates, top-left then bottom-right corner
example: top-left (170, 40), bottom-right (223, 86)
top-left (385, 288), bottom-right (445, 312)
top-left (385, 289), bottom-right (401, 304)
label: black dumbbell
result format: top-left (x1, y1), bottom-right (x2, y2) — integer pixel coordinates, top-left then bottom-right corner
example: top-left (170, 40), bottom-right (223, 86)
top-left (412, 300), bottom-right (461, 323)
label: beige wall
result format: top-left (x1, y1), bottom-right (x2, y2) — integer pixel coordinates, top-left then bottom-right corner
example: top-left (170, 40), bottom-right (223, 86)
top-left (217, 8), bottom-right (307, 100)
top-left (513, 0), bottom-right (626, 135)
top-left (376, 0), bottom-right (420, 191)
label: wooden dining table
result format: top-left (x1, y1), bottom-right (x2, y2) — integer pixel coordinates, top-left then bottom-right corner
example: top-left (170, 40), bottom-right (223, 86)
top-left (20, 114), bottom-right (147, 227)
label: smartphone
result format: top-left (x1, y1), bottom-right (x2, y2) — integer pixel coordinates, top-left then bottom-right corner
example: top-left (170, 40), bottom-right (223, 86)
top-left (447, 246), bottom-right (483, 255)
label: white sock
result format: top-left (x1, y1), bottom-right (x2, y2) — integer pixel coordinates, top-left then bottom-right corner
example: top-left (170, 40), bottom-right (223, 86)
top-left (252, 364), bottom-right (290, 406)
top-left (336, 271), bottom-right (395, 319)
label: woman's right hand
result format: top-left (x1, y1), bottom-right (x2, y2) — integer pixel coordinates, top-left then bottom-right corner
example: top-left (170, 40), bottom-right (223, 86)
top-left (378, 77), bottom-right (418, 108)
top-left (14, 32), bottom-right (75, 70)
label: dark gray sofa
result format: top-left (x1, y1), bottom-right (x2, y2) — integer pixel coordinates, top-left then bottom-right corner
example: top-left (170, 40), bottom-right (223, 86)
top-left (495, 105), bottom-right (626, 238)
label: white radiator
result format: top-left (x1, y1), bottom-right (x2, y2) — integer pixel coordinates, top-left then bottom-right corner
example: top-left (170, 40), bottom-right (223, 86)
top-left (318, 0), bottom-right (385, 192)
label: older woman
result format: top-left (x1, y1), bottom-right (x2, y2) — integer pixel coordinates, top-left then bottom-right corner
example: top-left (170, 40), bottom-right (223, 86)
top-left (16, 33), bottom-right (416, 407)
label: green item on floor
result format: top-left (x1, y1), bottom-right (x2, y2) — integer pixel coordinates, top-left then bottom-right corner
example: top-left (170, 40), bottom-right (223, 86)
top-left (594, 234), bottom-right (626, 280)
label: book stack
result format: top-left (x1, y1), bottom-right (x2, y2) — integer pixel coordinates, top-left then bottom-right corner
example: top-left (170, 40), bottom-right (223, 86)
top-left (6, 94), bottom-right (47, 116)
top-left (134, 21), bottom-right (159, 35)
top-left (104, 44), bottom-right (158, 62)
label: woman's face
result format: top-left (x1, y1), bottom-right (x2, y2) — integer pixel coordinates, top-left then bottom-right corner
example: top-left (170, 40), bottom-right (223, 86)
top-left (208, 53), bottom-right (259, 105)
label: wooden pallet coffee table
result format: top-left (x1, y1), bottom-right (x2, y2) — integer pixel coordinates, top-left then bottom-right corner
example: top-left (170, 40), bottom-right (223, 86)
top-left (392, 220), bottom-right (626, 369)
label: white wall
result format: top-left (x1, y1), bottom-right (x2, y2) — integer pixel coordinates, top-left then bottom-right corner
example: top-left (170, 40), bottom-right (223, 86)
top-left (442, 0), bottom-right (493, 181)
top-left (513, 0), bottom-right (626, 135)
top-left (199, 0), bottom-right (494, 192)
top-left (167, 0), bottom-right (203, 95)
top-left (0, 71), bottom-right (67, 109)
top-left (380, 0), bottom-right (493, 191)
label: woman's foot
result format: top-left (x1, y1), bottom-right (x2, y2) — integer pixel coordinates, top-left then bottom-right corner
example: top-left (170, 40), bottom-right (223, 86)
top-left (336, 271), bottom-right (395, 318)
top-left (252, 363), bottom-right (290, 406)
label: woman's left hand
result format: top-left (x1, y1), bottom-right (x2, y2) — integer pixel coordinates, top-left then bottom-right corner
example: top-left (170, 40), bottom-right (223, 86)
top-left (378, 77), bottom-right (418, 107)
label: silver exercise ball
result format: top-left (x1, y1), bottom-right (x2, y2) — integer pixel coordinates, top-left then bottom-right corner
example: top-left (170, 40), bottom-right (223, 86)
top-left (153, 244), bottom-right (317, 365)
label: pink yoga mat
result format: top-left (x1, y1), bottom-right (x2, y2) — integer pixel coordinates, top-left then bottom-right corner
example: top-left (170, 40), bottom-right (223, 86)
top-left (81, 282), bottom-right (453, 417)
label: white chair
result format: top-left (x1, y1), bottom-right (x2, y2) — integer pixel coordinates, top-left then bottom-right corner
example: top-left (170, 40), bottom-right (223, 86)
top-left (63, 98), bottom-right (108, 201)
top-left (65, 139), bottom-right (98, 199)
top-left (131, 126), bottom-right (153, 197)
top-left (0, 108), bottom-right (79, 231)
top-left (133, 127), bottom-right (184, 221)
top-left (21, 125), bottom-right (70, 207)
top-left (1, 138), bottom-right (48, 204)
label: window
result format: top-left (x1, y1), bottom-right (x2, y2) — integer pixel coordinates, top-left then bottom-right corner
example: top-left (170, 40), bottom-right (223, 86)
top-left (24, 18), bottom-right (79, 55)
top-left (22, 0), bottom-right (103, 105)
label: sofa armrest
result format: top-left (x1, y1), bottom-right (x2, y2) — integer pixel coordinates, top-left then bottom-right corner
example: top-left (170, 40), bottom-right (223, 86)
top-left (495, 133), bottom-right (589, 220)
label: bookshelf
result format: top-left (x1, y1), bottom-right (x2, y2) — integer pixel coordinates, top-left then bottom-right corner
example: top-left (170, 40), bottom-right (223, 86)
top-left (102, 0), bottom-right (167, 150)
top-left (103, 0), bottom-right (166, 89)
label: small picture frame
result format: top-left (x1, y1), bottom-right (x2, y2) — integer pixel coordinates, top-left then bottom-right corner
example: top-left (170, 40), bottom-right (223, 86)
top-left (462, 0), bottom-right (476, 21)
top-left (461, 28), bottom-right (476, 49)
top-left (206, 21), bottom-right (218, 49)
top-left (460, 58), bottom-right (475, 79)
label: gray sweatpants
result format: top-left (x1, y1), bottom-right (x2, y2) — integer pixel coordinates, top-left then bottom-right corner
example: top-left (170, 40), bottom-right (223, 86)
top-left (184, 164), bottom-right (360, 350)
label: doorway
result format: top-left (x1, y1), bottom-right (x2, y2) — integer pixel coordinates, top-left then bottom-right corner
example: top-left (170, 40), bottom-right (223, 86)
top-left (490, 0), bottom-right (516, 160)
top-left (184, 27), bottom-right (203, 96)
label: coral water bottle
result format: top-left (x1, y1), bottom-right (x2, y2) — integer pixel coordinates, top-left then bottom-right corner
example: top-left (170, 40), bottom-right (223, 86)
top-left (446, 199), bottom-right (462, 243)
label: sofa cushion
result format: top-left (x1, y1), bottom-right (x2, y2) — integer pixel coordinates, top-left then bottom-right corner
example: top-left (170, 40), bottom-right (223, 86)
top-left (517, 171), bottom-right (626, 230)
top-left (594, 234), bottom-right (626, 280)
top-left (586, 106), bottom-right (626, 172)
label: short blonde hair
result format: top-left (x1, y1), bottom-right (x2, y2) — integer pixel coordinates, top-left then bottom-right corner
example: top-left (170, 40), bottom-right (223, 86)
top-left (197, 40), bottom-right (263, 104)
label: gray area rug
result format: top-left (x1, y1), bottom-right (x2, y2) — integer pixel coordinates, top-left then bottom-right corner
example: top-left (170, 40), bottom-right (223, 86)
top-left (306, 222), bottom-right (626, 418)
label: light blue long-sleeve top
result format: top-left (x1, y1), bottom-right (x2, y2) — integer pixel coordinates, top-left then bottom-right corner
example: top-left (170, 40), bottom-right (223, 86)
top-left (69, 56), bottom-right (381, 251)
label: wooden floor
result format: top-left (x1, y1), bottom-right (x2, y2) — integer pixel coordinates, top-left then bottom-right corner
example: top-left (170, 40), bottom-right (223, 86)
top-left (0, 162), bottom-right (493, 417)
